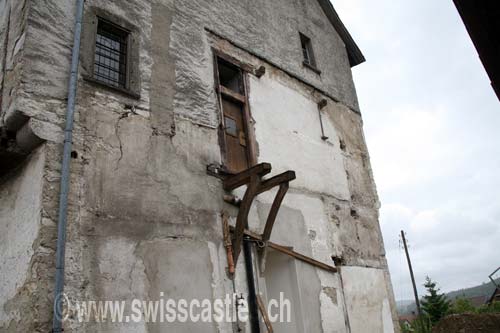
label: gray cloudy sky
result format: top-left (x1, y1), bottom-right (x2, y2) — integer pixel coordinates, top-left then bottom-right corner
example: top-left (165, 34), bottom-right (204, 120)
top-left (332, 0), bottom-right (500, 300)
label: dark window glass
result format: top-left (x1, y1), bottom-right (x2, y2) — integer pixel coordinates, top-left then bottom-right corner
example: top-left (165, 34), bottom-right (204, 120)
top-left (300, 33), bottom-right (316, 68)
top-left (94, 19), bottom-right (128, 88)
top-left (224, 116), bottom-right (238, 137)
top-left (217, 59), bottom-right (243, 94)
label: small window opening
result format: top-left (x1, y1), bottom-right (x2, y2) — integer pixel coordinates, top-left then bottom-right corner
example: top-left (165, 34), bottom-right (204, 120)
top-left (224, 116), bottom-right (238, 137)
top-left (300, 32), bottom-right (316, 68)
top-left (217, 59), bottom-right (243, 94)
top-left (94, 19), bottom-right (129, 88)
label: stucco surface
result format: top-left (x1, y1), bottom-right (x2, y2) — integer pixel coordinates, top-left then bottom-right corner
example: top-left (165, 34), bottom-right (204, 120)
top-left (249, 74), bottom-right (350, 200)
top-left (341, 266), bottom-right (397, 333)
top-left (0, 148), bottom-right (44, 326)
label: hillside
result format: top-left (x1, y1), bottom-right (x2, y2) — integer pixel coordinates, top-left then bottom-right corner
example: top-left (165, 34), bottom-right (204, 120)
top-left (447, 279), bottom-right (499, 300)
top-left (397, 278), bottom-right (500, 315)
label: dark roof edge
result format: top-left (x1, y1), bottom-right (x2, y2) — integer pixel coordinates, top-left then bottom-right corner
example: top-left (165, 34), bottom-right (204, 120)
top-left (316, 0), bottom-right (366, 67)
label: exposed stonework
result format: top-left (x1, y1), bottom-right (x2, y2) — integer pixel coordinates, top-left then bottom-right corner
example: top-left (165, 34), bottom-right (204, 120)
top-left (0, 0), bottom-right (399, 332)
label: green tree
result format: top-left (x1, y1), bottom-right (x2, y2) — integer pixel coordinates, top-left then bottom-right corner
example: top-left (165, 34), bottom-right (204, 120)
top-left (448, 297), bottom-right (476, 314)
top-left (412, 316), bottom-right (432, 333)
top-left (420, 277), bottom-right (451, 324)
top-left (477, 301), bottom-right (500, 313)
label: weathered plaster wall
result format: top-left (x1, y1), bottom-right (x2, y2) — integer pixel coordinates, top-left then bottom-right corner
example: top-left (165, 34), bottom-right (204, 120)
top-left (172, 0), bottom-right (360, 130)
top-left (249, 74), bottom-right (350, 200)
top-left (246, 72), bottom-right (398, 331)
top-left (0, 0), bottom-right (399, 332)
top-left (341, 266), bottom-right (396, 333)
top-left (0, 0), bottom-right (29, 118)
top-left (0, 147), bottom-right (44, 329)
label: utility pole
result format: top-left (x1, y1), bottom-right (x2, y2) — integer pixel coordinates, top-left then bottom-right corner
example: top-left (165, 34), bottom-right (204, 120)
top-left (401, 230), bottom-right (421, 316)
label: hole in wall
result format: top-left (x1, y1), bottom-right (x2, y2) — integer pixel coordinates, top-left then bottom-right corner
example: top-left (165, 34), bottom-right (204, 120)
top-left (339, 139), bottom-right (346, 151)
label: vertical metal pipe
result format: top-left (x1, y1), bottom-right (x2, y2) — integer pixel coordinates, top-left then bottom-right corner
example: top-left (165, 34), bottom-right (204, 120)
top-left (52, 0), bottom-right (84, 331)
top-left (243, 238), bottom-right (261, 333)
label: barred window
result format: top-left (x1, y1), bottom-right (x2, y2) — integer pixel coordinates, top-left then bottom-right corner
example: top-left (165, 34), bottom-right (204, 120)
top-left (94, 19), bottom-right (128, 88)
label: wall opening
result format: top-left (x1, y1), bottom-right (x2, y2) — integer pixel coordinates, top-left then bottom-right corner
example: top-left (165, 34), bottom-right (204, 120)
top-left (262, 250), bottom-right (304, 333)
top-left (299, 32), bottom-right (316, 69)
top-left (214, 54), bottom-right (254, 173)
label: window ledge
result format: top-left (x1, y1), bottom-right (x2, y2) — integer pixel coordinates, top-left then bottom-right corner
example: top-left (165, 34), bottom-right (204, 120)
top-left (302, 61), bottom-right (321, 75)
top-left (83, 75), bottom-right (141, 100)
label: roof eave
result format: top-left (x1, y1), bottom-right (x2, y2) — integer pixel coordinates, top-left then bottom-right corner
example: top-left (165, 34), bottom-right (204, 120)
top-left (316, 0), bottom-right (366, 67)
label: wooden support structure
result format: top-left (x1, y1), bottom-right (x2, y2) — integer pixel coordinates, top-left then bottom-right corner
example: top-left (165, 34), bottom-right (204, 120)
top-left (223, 163), bottom-right (272, 191)
top-left (223, 163), bottom-right (296, 266)
top-left (232, 173), bottom-right (261, 266)
top-left (219, 162), bottom-right (337, 274)
top-left (256, 171), bottom-right (295, 195)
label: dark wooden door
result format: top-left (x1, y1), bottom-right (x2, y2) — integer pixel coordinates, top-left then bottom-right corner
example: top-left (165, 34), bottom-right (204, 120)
top-left (222, 98), bottom-right (249, 173)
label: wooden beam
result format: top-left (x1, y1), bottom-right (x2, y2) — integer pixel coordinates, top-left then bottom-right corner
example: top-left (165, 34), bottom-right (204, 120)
top-left (256, 171), bottom-right (296, 195)
top-left (212, 47), bottom-right (255, 73)
top-left (232, 227), bottom-right (337, 273)
top-left (218, 85), bottom-right (246, 104)
top-left (223, 162), bottom-right (271, 191)
top-left (261, 182), bottom-right (289, 244)
top-left (268, 242), bottom-right (337, 273)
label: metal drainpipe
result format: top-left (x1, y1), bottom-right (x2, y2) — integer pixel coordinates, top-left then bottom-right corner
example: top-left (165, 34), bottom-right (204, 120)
top-left (52, 0), bottom-right (84, 331)
top-left (243, 238), bottom-right (261, 333)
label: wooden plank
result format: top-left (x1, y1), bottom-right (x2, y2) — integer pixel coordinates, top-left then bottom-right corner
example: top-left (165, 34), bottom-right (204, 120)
top-left (268, 242), bottom-right (337, 273)
top-left (223, 162), bottom-right (271, 191)
top-left (232, 227), bottom-right (337, 273)
top-left (261, 182), bottom-right (289, 243)
top-left (219, 85), bottom-right (246, 104)
top-left (222, 98), bottom-right (249, 173)
top-left (256, 295), bottom-right (274, 333)
top-left (213, 53), bottom-right (230, 171)
top-left (256, 171), bottom-right (296, 195)
top-left (243, 73), bottom-right (258, 167)
top-left (212, 48), bottom-right (255, 73)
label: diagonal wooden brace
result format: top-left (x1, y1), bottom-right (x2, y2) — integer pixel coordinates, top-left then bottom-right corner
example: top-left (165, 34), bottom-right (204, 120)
top-left (230, 227), bottom-right (337, 273)
top-left (262, 182), bottom-right (289, 244)
top-left (258, 182), bottom-right (290, 270)
top-left (232, 174), bottom-right (260, 265)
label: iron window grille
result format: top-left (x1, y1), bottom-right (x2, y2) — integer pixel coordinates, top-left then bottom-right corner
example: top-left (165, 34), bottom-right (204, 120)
top-left (94, 19), bottom-right (129, 88)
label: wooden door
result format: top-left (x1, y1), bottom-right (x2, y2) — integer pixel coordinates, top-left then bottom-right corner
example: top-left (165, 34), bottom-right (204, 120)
top-left (222, 98), bottom-right (249, 173)
top-left (215, 54), bottom-right (253, 174)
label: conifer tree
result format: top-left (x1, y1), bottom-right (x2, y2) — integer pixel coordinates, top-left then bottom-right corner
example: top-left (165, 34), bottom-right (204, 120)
top-left (421, 276), bottom-right (451, 325)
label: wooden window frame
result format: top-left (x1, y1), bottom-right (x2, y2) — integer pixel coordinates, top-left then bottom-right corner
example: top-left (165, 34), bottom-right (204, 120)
top-left (213, 49), bottom-right (257, 172)
top-left (299, 32), bottom-right (321, 75)
top-left (81, 7), bottom-right (141, 99)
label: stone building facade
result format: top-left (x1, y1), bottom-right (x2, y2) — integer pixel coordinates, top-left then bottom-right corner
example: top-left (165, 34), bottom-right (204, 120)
top-left (0, 0), bottom-right (399, 332)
